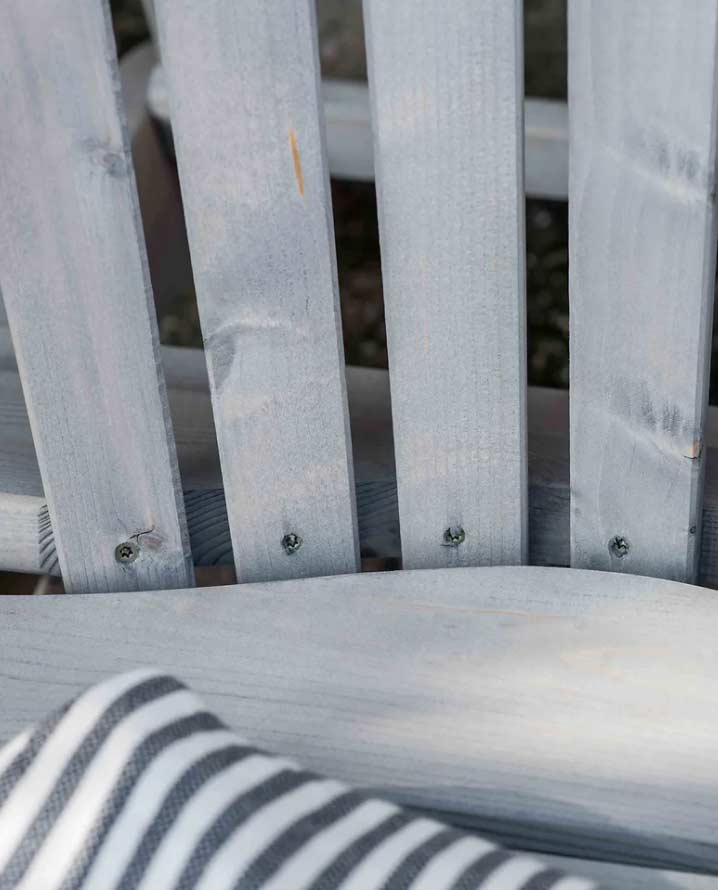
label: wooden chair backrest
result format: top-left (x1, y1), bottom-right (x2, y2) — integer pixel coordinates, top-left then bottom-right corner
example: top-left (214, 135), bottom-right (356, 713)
top-left (1, 0), bottom-right (717, 593)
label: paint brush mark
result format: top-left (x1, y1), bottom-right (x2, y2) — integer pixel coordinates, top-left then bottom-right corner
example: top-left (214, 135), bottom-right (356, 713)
top-left (289, 128), bottom-right (305, 197)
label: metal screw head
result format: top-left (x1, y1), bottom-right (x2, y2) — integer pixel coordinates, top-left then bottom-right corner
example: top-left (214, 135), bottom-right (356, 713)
top-left (282, 533), bottom-right (303, 555)
top-left (115, 540), bottom-right (140, 564)
top-left (608, 535), bottom-right (630, 559)
top-left (442, 526), bottom-right (466, 547)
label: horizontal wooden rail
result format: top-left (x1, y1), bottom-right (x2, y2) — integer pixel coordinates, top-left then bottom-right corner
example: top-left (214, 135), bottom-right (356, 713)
top-left (148, 71), bottom-right (569, 201)
top-left (1, 565), bottom-right (717, 884)
top-left (5, 340), bottom-right (718, 585)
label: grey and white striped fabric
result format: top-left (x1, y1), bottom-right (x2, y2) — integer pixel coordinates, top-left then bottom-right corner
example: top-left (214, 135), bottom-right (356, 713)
top-left (0, 670), bottom-right (602, 889)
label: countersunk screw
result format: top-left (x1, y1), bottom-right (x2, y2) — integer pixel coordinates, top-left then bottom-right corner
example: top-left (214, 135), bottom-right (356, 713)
top-left (442, 526), bottom-right (466, 547)
top-left (608, 535), bottom-right (630, 559)
top-left (115, 540), bottom-right (140, 564)
top-left (282, 533), bottom-right (303, 555)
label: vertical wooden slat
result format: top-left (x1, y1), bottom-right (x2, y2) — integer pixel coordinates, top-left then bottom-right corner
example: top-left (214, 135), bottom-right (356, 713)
top-left (0, 0), bottom-right (193, 593)
top-left (154, 0), bottom-right (359, 582)
top-left (363, 0), bottom-right (527, 569)
top-left (569, 1), bottom-right (718, 582)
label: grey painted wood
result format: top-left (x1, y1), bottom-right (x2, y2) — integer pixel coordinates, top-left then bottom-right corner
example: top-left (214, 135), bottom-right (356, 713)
top-left (7, 345), bottom-right (718, 585)
top-left (0, 0), bottom-right (193, 593)
top-left (364, 0), bottom-right (527, 568)
top-left (0, 347), bottom-right (397, 576)
top-left (148, 69), bottom-right (570, 200)
top-left (1, 566), bottom-right (717, 875)
top-left (569, 1), bottom-right (718, 582)
top-left (154, 0), bottom-right (359, 582)
top-left (538, 855), bottom-right (717, 890)
top-left (524, 99), bottom-right (569, 203)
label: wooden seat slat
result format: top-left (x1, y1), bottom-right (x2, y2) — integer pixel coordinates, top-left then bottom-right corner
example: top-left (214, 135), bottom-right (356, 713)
top-left (1, 565), bottom-right (717, 880)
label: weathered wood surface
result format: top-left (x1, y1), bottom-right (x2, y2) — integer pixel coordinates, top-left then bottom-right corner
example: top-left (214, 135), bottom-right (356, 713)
top-left (6, 342), bottom-right (718, 585)
top-left (149, 70), bottom-right (570, 200)
top-left (569, 1), bottom-right (718, 582)
top-left (0, 343), bottom-right (395, 577)
top-left (364, 0), bottom-right (527, 569)
top-left (538, 854), bottom-right (716, 890)
top-left (1, 566), bottom-right (717, 878)
top-left (154, 0), bottom-right (359, 582)
top-left (0, 1), bottom-right (193, 593)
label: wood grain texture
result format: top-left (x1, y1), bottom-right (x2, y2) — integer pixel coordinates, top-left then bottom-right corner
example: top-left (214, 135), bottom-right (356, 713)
top-left (0, 346), bottom-right (397, 576)
top-left (538, 854), bottom-right (717, 890)
top-left (0, 1), bottom-right (193, 593)
top-left (154, 0), bottom-right (359, 582)
top-left (7, 344), bottom-right (718, 585)
top-left (149, 69), bottom-right (570, 200)
top-left (364, 0), bottom-right (528, 569)
top-left (569, 1), bottom-right (718, 582)
top-left (1, 565), bottom-right (717, 876)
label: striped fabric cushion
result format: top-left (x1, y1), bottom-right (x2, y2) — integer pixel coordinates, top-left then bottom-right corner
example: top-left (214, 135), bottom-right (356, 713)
top-left (0, 670), bottom-right (603, 890)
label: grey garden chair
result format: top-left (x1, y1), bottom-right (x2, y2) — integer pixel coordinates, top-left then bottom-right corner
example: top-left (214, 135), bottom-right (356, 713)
top-left (1, 1), bottom-right (717, 886)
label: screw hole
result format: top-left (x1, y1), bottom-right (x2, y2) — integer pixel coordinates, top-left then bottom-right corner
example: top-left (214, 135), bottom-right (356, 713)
top-left (115, 541), bottom-right (140, 564)
top-left (282, 533), bottom-right (303, 555)
top-left (608, 535), bottom-right (630, 559)
top-left (442, 526), bottom-right (466, 547)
